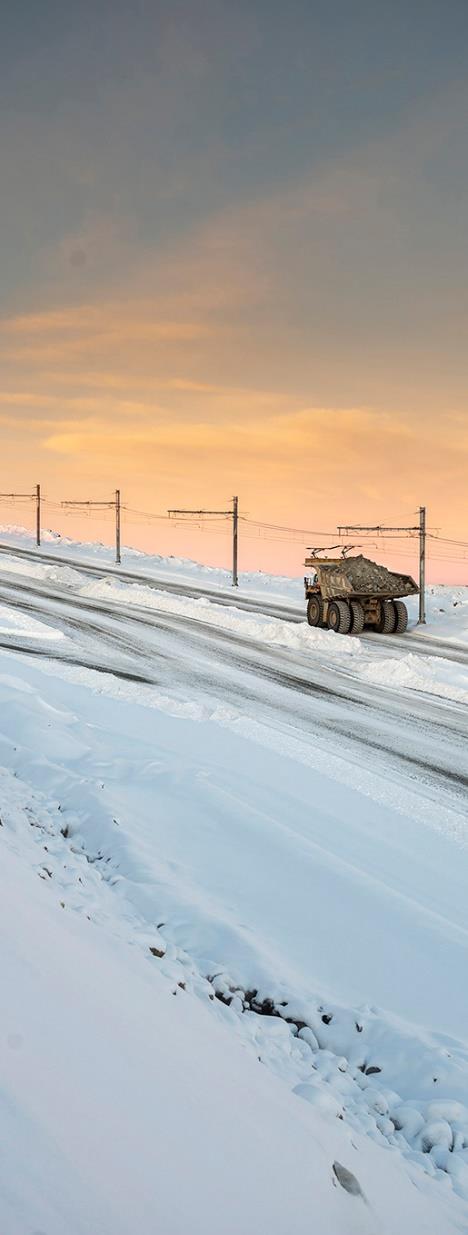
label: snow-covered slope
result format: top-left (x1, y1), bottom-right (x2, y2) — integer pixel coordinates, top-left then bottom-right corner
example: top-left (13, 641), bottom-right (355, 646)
top-left (4, 823), bottom-right (461, 1235)
top-left (1, 529), bottom-right (468, 1232)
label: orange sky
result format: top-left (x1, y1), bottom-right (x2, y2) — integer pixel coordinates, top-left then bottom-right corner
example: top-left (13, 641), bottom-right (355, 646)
top-left (0, 290), bottom-right (467, 582)
top-left (1, 4), bottom-right (468, 583)
top-left (0, 281), bottom-right (467, 582)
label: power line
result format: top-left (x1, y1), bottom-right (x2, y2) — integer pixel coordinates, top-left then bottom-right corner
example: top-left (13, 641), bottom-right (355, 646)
top-left (337, 509), bottom-right (427, 624)
top-left (1, 488), bottom-right (467, 579)
top-left (167, 498), bottom-right (239, 586)
top-left (0, 485), bottom-right (41, 546)
top-left (429, 533), bottom-right (468, 549)
top-left (61, 492), bottom-right (121, 563)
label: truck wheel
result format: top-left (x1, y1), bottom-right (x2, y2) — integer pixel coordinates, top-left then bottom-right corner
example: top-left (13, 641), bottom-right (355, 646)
top-left (377, 601), bottom-right (397, 634)
top-left (327, 600), bottom-right (351, 634)
top-left (393, 601), bottom-right (408, 633)
top-left (350, 601), bottom-right (365, 635)
top-left (307, 595), bottom-right (323, 627)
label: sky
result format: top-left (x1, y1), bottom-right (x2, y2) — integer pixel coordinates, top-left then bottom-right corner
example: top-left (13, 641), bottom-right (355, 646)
top-left (1, 0), bottom-right (467, 580)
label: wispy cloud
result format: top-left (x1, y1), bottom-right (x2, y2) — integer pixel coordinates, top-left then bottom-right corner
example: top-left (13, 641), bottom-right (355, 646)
top-left (41, 404), bottom-right (467, 495)
top-left (2, 304), bottom-right (205, 349)
top-left (1, 75), bottom-right (467, 553)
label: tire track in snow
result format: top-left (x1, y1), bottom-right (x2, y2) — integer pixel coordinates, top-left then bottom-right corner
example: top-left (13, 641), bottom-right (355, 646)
top-left (0, 574), bottom-right (466, 818)
top-left (0, 540), bottom-right (467, 665)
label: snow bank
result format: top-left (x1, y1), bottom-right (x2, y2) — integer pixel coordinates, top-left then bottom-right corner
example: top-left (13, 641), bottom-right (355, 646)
top-left (5, 835), bottom-right (426, 1235)
top-left (0, 601), bottom-right (63, 640)
top-left (79, 574), bottom-right (363, 659)
top-left (406, 586), bottom-right (468, 641)
top-left (1, 523), bottom-right (467, 637)
top-left (1, 731), bottom-right (467, 1232)
top-left (0, 552), bottom-right (83, 588)
top-left (0, 522), bottom-right (303, 601)
top-left (75, 577), bottom-right (468, 703)
top-left (359, 652), bottom-right (468, 703)
top-left (1, 642), bottom-right (468, 1220)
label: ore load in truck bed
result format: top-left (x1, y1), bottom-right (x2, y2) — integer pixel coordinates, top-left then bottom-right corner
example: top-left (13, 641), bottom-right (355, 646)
top-left (304, 554), bottom-right (418, 600)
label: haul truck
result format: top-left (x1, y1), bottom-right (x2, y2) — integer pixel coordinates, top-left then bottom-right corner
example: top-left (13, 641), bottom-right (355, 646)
top-left (304, 551), bottom-right (418, 635)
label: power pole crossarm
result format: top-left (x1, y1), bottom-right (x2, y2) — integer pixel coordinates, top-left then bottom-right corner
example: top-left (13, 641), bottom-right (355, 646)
top-left (338, 512), bottom-right (428, 624)
top-left (61, 493), bottom-right (122, 565)
top-left (0, 488), bottom-right (41, 546)
top-left (167, 499), bottom-right (239, 587)
top-left (168, 509), bottom-right (232, 516)
top-left (338, 524), bottom-right (420, 534)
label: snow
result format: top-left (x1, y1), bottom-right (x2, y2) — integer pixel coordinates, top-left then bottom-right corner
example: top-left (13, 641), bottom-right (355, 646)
top-left (0, 522), bottom-right (467, 656)
top-left (1, 523), bottom-right (467, 638)
top-left (359, 651), bottom-right (468, 703)
top-left (79, 572), bottom-right (367, 659)
top-left (0, 601), bottom-right (64, 640)
top-left (76, 576), bottom-right (468, 704)
top-left (1, 529), bottom-right (468, 709)
top-left (410, 586), bottom-right (468, 642)
top-left (1, 527), bottom-right (468, 1231)
top-left (0, 522), bottom-right (303, 601)
top-left (4, 835), bottom-right (461, 1235)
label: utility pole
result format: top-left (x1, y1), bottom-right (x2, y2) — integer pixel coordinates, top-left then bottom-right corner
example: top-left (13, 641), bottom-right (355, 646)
top-left (61, 494), bottom-right (122, 565)
top-left (115, 489), bottom-right (121, 565)
top-left (0, 488), bottom-right (41, 545)
top-left (168, 499), bottom-right (240, 587)
top-left (232, 496), bottom-right (238, 587)
top-left (36, 483), bottom-right (41, 547)
top-left (419, 505), bottom-right (426, 624)
top-left (339, 517), bottom-right (426, 622)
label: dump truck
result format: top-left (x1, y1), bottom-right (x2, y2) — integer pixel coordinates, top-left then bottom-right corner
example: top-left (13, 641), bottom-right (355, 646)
top-left (304, 551), bottom-right (419, 635)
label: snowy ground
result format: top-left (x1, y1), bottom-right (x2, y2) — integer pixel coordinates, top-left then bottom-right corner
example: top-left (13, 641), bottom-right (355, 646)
top-left (1, 521), bottom-right (468, 637)
top-left (1, 527), bottom-right (468, 1234)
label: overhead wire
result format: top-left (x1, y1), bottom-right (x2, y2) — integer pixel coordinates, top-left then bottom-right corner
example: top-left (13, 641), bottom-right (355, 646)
top-left (0, 492), bottom-right (466, 567)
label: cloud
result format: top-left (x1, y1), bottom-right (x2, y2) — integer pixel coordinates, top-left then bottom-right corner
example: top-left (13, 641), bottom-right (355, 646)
top-left (1, 76), bottom-right (467, 553)
top-left (6, 76), bottom-right (464, 432)
top-left (40, 404), bottom-right (466, 494)
top-left (1, 304), bottom-right (205, 347)
top-left (0, 377), bottom-right (290, 426)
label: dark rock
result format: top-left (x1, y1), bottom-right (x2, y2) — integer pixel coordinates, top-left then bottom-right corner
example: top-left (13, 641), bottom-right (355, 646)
top-left (332, 1161), bottom-right (365, 1198)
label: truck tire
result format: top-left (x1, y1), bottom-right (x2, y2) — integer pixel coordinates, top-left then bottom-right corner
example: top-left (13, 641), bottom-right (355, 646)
top-left (393, 600), bottom-right (408, 633)
top-left (327, 600), bottom-right (351, 634)
top-left (350, 601), bottom-right (365, 635)
top-left (307, 595), bottom-right (323, 627)
top-left (377, 600), bottom-right (397, 634)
